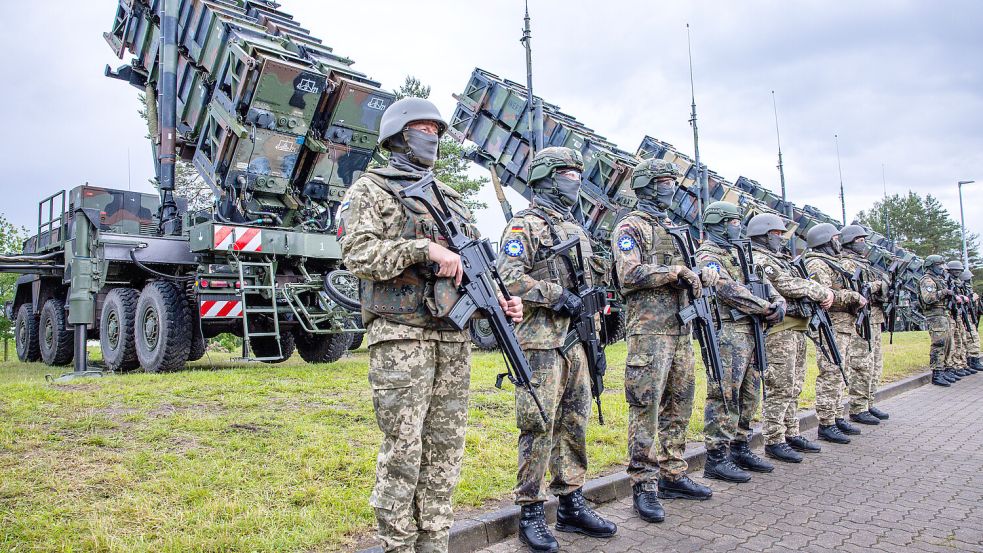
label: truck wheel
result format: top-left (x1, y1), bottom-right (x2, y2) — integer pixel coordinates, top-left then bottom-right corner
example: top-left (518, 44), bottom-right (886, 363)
top-left (135, 281), bottom-right (191, 373)
top-left (187, 307), bottom-right (206, 363)
top-left (15, 304), bottom-right (41, 362)
top-left (295, 331), bottom-right (352, 364)
top-left (100, 288), bottom-right (140, 372)
top-left (250, 330), bottom-right (295, 363)
top-left (347, 315), bottom-right (364, 351)
top-left (323, 270), bottom-right (361, 311)
top-left (469, 319), bottom-right (499, 351)
top-left (39, 299), bottom-right (74, 366)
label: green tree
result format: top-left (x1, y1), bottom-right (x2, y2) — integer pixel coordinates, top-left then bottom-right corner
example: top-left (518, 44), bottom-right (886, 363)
top-left (386, 76), bottom-right (487, 212)
top-left (0, 214), bottom-right (26, 359)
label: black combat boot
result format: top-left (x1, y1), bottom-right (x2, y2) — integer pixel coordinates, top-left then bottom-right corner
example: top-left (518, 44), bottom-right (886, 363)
top-left (835, 417), bottom-right (861, 435)
top-left (632, 483), bottom-right (665, 523)
top-left (817, 424), bottom-right (851, 444)
top-left (764, 442), bottom-right (803, 463)
top-left (849, 411), bottom-right (881, 425)
top-left (703, 447), bottom-right (752, 483)
top-left (943, 369), bottom-right (961, 382)
top-left (868, 405), bottom-right (889, 420)
top-left (953, 367), bottom-right (972, 377)
top-left (932, 370), bottom-right (952, 387)
top-left (963, 364), bottom-right (980, 374)
top-left (730, 441), bottom-right (774, 473)
top-left (555, 489), bottom-right (617, 538)
top-left (657, 475), bottom-right (712, 500)
top-left (518, 502), bottom-right (558, 553)
top-left (970, 357), bottom-right (983, 371)
top-left (786, 435), bottom-right (822, 453)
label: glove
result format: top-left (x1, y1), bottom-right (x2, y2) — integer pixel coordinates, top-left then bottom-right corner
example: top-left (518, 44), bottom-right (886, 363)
top-left (699, 266), bottom-right (720, 288)
top-left (674, 266), bottom-right (703, 298)
top-left (765, 302), bottom-right (786, 324)
top-left (551, 289), bottom-right (584, 318)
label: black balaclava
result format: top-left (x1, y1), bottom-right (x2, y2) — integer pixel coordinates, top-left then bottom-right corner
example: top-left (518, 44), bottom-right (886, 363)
top-left (533, 172), bottom-right (580, 216)
top-left (819, 236), bottom-right (842, 256)
top-left (930, 263), bottom-right (946, 276)
top-left (635, 179), bottom-right (674, 219)
top-left (752, 233), bottom-right (784, 253)
top-left (387, 129), bottom-right (439, 175)
top-left (846, 240), bottom-right (870, 256)
top-left (707, 220), bottom-right (742, 247)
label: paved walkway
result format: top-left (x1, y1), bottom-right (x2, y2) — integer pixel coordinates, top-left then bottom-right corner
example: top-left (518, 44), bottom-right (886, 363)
top-left (480, 376), bottom-right (983, 552)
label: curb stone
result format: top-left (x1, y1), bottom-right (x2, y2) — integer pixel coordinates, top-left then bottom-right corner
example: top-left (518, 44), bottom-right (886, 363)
top-left (357, 371), bottom-right (931, 553)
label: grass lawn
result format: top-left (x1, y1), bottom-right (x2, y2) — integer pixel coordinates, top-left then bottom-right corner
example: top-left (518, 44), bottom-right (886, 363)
top-left (0, 331), bottom-right (929, 552)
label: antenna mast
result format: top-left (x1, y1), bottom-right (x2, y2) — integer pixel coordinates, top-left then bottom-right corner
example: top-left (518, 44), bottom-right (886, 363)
top-left (521, 0), bottom-right (543, 153)
top-left (771, 91), bottom-right (794, 255)
top-left (882, 163), bottom-right (891, 242)
top-left (835, 134), bottom-right (847, 226)
top-left (686, 24), bottom-right (706, 238)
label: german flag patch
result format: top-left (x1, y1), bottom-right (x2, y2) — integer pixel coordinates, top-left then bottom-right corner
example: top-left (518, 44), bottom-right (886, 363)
top-left (510, 225), bottom-right (524, 233)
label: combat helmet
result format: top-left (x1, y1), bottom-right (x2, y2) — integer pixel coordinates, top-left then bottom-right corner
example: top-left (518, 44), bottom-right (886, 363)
top-left (746, 213), bottom-right (787, 237)
top-left (378, 97), bottom-right (448, 147)
top-left (806, 223), bottom-right (840, 249)
top-left (840, 224), bottom-right (869, 246)
top-left (631, 158), bottom-right (679, 190)
top-left (528, 147), bottom-right (584, 184)
top-left (924, 254), bottom-right (945, 269)
top-left (947, 260), bottom-right (965, 273)
top-left (962, 269), bottom-right (974, 281)
top-left (703, 201), bottom-right (741, 225)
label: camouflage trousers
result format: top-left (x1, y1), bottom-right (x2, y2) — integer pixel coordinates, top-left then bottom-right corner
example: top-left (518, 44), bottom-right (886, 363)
top-left (926, 315), bottom-right (951, 370)
top-left (815, 327), bottom-right (868, 425)
top-left (762, 330), bottom-right (807, 446)
top-left (368, 339), bottom-right (471, 553)
top-left (867, 330), bottom-right (885, 408)
top-left (704, 325), bottom-right (761, 451)
top-left (515, 346), bottom-right (590, 504)
top-left (848, 330), bottom-right (878, 415)
top-left (968, 323), bottom-right (981, 359)
top-left (624, 333), bottom-right (696, 487)
top-left (945, 315), bottom-right (963, 368)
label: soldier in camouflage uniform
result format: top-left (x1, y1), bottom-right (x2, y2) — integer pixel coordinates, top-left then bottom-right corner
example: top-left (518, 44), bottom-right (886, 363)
top-left (339, 98), bottom-right (523, 553)
top-left (611, 159), bottom-right (717, 525)
top-left (961, 269), bottom-right (983, 373)
top-left (945, 260), bottom-right (976, 377)
top-left (920, 255), bottom-right (958, 386)
top-left (696, 202), bottom-right (785, 483)
top-left (839, 225), bottom-right (891, 425)
top-left (745, 214), bottom-right (833, 464)
top-left (497, 147), bottom-right (617, 552)
top-left (804, 224), bottom-right (867, 444)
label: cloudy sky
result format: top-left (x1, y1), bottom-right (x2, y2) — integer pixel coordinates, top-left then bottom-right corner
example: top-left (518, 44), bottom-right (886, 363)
top-left (1, 0), bottom-right (981, 246)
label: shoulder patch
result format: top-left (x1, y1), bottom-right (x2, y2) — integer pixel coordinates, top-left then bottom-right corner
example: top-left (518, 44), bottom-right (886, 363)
top-left (503, 238), bottom-right (525, 257)
top-left (764, 265), bottom-right (776, 276)
top-left (509, 224), bottom-right (524, 233)
top-left (617, 234), bottom-right (636, 252)
top-left (707, 261), bottom-right (721, 273)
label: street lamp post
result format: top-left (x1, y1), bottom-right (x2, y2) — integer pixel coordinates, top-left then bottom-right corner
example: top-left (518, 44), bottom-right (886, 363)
top-left (958, 180), bottom-right (975, 268)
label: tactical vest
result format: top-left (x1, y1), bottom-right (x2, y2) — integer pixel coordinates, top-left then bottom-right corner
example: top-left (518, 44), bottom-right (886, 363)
top-left (519, 207), bottom-right (592, 291)
top-left (919, 274), bottom-right (946, 312)
top-left (357, 171), bottom-right (476, 330)
top-left (617, 213), bottom-right (685, 295)
top-left (753, 245), bottom-right (806, 319)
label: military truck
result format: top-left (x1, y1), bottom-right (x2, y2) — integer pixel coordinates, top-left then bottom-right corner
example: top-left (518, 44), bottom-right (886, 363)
top-left (3, 0), bottom-right (395, 375)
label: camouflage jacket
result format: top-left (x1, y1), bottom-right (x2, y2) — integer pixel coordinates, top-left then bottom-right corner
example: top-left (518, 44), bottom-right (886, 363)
top-left (840, 251), bottom-right (889, 324)
top-left (752, 244), bottom-right (831, 331)
top-left (496, 203), bottom-right (593, 350)
top-left (611, 210), bottom-right (689, 336)
top-left (804, 251), bottom-right (864, 328)
top-left (918, 273), bottom-right (949, 317)
top-left (339, 166), bottom-right (474, 346)
top-left (695, 241), bottom-right (780, 334)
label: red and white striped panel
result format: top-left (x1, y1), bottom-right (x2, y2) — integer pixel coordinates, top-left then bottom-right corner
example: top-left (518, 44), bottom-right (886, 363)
top-left (199, 300), bottom-right (243, 318)
top-left (213, 225), bottom-right (263, 252)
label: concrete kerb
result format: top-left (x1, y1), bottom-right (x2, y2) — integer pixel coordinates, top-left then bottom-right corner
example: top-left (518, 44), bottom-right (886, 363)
top-left (358, 371), bottom-right (931, 553)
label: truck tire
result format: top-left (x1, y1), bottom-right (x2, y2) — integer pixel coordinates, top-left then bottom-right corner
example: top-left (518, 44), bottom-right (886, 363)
top-left (135, 281), bottom-right (192, 373)
top-left (100, 288), bottom-right (140, 372)
top-left (347, 315), bottom-right (365, 351)
top-left (323, 270), bottom-right (361, 311)
top-left (15, 304), bottom-right (41, 362)
top-left (295, 331), bottom-right (352, 364)
top-left (250, 330), bottom-right (295, 363)
top-left (39, 299), bottom-right (74, 366)
top-left (469, 319), bottom-right (498, 351)
top-left (188, 333), bottom-right (207, 362)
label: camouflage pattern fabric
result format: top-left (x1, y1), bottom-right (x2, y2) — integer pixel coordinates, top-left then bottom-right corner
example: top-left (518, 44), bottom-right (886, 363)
top-left (695, 241), bottom-right (778, 332)
top-left (947, 311), bottom-right (967, 368)
top-left (866, 330), bottom-right (885, 410)
top-left (497, 203), bottom-right (595, 350)
top-left (341, 169), bottom-right (473, 553)
top-left (611, 211), bottom-right (689, 336)
top-left (514, 347), bottom-right (591, 504)
top-left (919, 274), bottom-right (951, 370)
top-left (762, 330), bottom-right (807, 445)
top-left (703, 325), bottom-right (761, 449)
top-left (624, 333), bottom-right (696, 486)
top-left (841, 253), bottom-right (884, 414)
top-left (968, 323), bottom-right (981, 358)
top-left (847, 332), bottom-right (876, 415)
top-left (805, 252), bottom-right (865, 425)
top-left (367, 339), bottom-right (471, 553)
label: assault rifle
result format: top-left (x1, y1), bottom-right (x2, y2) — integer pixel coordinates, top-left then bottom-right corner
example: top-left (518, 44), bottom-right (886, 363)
top-left (884, 257), bottom-right (913, 344)
top-left (400, 174), bottom-right (549, 423)
top-left (664, 225), bottom-right (727, 406)
top-left (850, 268), bottom-right (873, 352)
top-left (730, 238), bottom-right (771, 398)
top-left (946, 275), bottom-right (974, 332)
top-left (792, 256), bottom-right (848, 385)
top-left (550, 237), bottom-right (609, 424)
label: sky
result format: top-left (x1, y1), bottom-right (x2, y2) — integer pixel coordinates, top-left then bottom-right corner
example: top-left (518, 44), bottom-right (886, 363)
top-left (1, 0), bottom-right (981, 247)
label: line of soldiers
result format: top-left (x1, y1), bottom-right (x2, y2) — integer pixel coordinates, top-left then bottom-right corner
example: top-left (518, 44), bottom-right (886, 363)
top-left (918, 256), bottom-right (982, 387)
top-left (340, 99), bottom-right (970, 553)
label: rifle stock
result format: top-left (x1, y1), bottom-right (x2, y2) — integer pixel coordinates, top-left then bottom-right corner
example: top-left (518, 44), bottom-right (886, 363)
top-left (793, 257), bottom-right (848, 386)
top-left (731, 239), bottom-right (770, 399)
